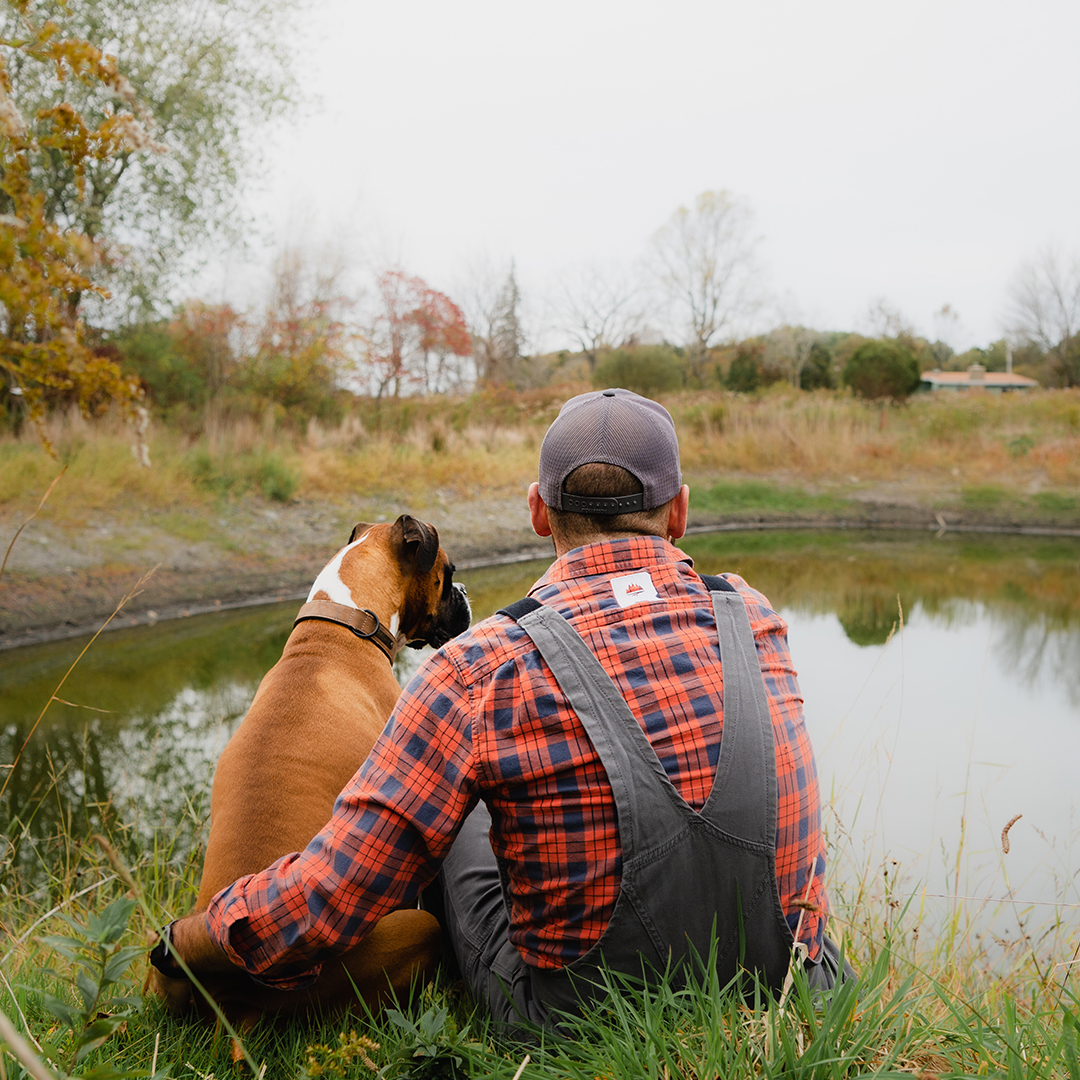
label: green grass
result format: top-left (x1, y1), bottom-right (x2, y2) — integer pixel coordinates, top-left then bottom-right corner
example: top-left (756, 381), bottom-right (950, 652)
top-left (3, 765), bottom-right (1079, 1079)
top-left (691, 479), bottom-right (854, 518)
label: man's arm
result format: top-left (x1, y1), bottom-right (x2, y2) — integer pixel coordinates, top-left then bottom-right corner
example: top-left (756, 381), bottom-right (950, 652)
top-left (161, 648), bottom-right (480, 987)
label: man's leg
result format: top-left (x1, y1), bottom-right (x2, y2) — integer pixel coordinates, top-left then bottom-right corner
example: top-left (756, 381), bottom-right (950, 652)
top-left (431, 802), bottom-right (547, 1031)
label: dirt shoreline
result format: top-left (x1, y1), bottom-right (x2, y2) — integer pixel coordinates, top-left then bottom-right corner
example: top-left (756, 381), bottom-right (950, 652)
top-left (3, 492), bottom-right (1079, 652)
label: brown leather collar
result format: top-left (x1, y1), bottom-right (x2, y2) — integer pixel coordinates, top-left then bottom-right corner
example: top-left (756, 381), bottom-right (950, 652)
top-left (293, 599), bottom-right (397, 664)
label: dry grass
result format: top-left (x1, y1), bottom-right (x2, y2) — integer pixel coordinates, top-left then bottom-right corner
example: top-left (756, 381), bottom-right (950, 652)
top-left (1, 388), bottom-right (1078, 523)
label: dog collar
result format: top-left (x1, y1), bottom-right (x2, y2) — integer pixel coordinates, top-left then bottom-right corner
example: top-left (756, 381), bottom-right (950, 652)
top-left (294, 600), bottom-right (397, 663)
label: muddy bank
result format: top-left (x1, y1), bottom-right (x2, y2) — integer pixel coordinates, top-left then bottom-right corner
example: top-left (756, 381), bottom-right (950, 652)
top-left (3, 488), bottom-right (1079, 651)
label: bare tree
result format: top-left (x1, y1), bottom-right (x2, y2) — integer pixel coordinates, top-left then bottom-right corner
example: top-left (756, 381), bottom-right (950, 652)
top-left (650, 190), bottom-right (762, 382)
top-left (1008, 248), bottom-right (1080, 386)
top-left (556, 263), bottom-right (650, 375)
top-left (860, 297), bottom-right (915, 340)
top-left (764, 324), bottom-right (821, 388)
top-left (457, 257), bottom-right (528, 387)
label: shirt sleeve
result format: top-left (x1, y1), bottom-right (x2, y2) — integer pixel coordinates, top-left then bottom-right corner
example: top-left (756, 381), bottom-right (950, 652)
top-left (205, 647), bottom-right (481, 988)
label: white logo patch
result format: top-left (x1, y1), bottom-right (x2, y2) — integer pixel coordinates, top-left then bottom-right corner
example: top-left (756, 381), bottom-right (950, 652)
top-left (611, 570), bottom-right (660, 608)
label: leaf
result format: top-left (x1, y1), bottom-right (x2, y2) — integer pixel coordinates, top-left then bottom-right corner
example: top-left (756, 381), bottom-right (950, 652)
top-left (38, 932), bottom-right (85, 960)
top-left (41, 993), bottom-right (81, 1030)
top-left (103, 944), bottom-right (146, 983)
top-left (89, 896), bottom-right (137, 944)
top-left (74, 1016), bottom-right (126, 1061)
top-left (76, 967), bottom-right (101, 1012)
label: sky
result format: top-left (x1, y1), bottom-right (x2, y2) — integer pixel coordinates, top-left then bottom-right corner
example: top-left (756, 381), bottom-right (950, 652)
top-left (231, 0), bottom-right (1080, 354)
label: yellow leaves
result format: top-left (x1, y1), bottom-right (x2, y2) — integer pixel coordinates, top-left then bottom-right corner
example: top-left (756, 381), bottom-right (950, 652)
top-left (0, 1), bottom-right (152, 452)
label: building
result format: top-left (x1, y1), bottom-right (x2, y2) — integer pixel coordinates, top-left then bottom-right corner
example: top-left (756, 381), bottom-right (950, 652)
top-left (920, 363), bottom-right (1039, 393)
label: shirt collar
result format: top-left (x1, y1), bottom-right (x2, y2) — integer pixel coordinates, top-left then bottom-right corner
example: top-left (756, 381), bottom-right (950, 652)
top-left (531, 535), bottom-right (693, 590)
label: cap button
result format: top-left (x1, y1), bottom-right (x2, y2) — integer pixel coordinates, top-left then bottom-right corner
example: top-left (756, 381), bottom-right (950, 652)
top-left (602, 389), bottom-right (616, 397)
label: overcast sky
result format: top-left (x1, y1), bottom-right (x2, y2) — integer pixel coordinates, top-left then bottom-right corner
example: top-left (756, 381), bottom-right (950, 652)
top-left (234, 0), bottom-right (1080, 353)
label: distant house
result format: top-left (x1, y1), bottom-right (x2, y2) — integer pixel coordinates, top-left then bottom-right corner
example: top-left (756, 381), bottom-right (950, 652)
top-left (920, 363), bottom-right (1039, 393)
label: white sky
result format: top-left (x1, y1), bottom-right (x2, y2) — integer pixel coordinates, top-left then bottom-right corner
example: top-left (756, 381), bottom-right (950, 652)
top-left (232, 0), bottom-right (1080, 353)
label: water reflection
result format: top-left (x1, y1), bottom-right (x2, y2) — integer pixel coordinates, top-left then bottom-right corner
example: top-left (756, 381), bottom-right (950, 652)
top-left (1, 530), bottom-right (1077, 920)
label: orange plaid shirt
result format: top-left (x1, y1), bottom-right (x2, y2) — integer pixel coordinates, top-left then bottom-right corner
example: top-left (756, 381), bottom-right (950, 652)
top-left (207, 536), bottom-right (828, 987)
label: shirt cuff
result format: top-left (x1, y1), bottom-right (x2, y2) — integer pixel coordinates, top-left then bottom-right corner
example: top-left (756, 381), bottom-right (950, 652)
top-left (206, 878), bottom-right (323, 991)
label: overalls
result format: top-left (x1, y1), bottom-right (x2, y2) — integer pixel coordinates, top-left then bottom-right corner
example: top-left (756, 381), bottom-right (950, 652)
top-left (434, 576), bottom-right (848, 1034)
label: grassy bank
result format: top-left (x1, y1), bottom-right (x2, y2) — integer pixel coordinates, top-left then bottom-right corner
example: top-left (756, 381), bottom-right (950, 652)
top-left (2, 775), bottom-right (1078, 1079)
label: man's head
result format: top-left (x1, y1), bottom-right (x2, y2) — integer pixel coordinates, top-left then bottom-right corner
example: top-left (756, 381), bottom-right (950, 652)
top-left (529, 388), bottom-right (689, 553)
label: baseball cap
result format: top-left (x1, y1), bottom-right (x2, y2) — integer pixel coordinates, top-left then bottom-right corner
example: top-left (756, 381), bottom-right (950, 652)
top-left (538, 388), bottom-right (682, 514)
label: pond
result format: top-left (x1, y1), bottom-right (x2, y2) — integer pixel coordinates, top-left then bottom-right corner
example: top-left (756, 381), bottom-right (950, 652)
top-left (3, 529), bottom-right (1078, 953)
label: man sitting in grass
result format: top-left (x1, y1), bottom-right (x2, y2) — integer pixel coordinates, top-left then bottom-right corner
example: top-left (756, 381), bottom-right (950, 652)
top-left (154, 388), bottom-right (850, 1032)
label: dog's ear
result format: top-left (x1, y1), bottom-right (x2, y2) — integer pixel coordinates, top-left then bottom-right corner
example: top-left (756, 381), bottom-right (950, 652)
top-left (348, 522), bottom-right (375, 543)
top-left (397, 514), bottom-right (439, 574)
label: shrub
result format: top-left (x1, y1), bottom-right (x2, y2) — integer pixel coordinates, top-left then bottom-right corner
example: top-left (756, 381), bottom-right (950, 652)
top-left (842, 339), bottom-right (921, 401)
top-left (726, 342), bottom-right (764, 392)
top-left (593, 345), bottom-right (684, 395)
top-left (801, 342), bottom-right (837, 390)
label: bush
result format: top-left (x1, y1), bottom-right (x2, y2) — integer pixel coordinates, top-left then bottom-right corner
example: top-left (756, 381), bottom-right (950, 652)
top-left (842, 339), bottom-right (921, 401)
top-left (801, 342), bottom-right (837, 390)
top-left (725, 342), bottom-right (764, 392)
top-left (593, 345), bottom-right (684, 395)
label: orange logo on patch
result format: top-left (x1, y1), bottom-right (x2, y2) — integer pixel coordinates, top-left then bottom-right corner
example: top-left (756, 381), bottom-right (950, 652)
top-left (625, 583), bottom-right (643, 594)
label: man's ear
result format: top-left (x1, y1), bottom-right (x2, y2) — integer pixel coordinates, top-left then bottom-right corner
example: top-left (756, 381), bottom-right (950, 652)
top-left (397, 514), bottom-right (439, 574)
top-left (349, 522), bottom-right (375, 543)
top-left (667, 485), bottom-right (690, 540)
top-left (528, 483), bottom-right (552, 538)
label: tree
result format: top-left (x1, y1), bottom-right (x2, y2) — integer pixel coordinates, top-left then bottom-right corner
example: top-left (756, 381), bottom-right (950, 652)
top-left (842, 339), bottom-right (921, 401)
top-left (365, 269), bottom-right (470, 398)
top-left (1008, 248), bottom-right (1080, 387)
top-left (0, 0), bottom-right (148, 444)
top-left (764, 324), bottom-right (821, 388)
top-left (246, 247), bottom-right (360, 419)
top-left (593, 345), bottom-right (683, 396)
top-left (557, 262), bottom-right (649, 375)
top-left (1, 0), bottom-right (302, 319)
top-left (650, 189), bottom-right (762, 383)
top-left (800, 341), bottom-right (837, 390)
top-left (460, 260), bottom-right (529, 388)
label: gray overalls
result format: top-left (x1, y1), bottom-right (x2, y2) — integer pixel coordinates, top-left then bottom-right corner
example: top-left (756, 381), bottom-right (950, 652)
top-left (435, 577), bottom-right (848, 1034)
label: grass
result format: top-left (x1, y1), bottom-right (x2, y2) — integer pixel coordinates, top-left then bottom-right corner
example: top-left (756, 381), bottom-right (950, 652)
top-left (2, 387), bottom-right (1080, 528)
top-left (3, 788), bottom-right (1079, 1079)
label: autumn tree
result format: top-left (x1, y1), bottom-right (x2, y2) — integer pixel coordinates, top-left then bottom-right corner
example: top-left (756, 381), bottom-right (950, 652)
top-left (1008, 247), bottom-right (1080, 387)
top-left (1, 0), bottom-right (302, 318)
top-left (245, 247), bottom-right (360, 419)
top-left (0, 0), bottom-right (151, 443)
top-left (365, 269), bottom-right (470, 398)
top-left (650, 190), bottom-right (762, 384)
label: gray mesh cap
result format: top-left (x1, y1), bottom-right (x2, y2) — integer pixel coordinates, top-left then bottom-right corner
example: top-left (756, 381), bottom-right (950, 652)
top-left (538, 388), bottom-right (682, 514)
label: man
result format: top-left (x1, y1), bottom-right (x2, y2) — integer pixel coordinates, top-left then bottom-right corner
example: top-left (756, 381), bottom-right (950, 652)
top-left (156, 388), bottom-right (848, 1031)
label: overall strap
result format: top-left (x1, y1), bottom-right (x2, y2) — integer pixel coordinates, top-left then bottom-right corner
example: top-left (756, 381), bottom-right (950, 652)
top-left (498, 577), bottom-right (775, 856)
top-left (699, 590), bottom-right (777, 848)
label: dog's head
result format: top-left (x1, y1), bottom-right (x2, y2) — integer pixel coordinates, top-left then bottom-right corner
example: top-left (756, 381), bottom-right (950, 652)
top-left (345, 515), bottom-right (471, 650)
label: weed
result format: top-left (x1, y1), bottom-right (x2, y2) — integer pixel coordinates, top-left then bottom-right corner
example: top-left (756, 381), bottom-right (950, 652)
top-left (33, 896), bottom-right (145, 1076)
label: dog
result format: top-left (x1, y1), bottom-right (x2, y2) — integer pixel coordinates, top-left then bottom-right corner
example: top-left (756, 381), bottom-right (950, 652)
top-left (151, 514), bottom-right (471, 1031)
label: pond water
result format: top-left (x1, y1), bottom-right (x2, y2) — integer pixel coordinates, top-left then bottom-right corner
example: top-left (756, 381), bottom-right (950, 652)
top-left (3, 529), bottom-right (1078, 953)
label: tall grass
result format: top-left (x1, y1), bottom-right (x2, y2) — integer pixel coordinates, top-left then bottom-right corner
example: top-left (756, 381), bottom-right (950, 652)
top-left (2, 388), bottom-right (1079, 522)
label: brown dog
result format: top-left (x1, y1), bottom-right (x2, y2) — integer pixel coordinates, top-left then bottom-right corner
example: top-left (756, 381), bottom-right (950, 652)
top-left (151, 514), bottom-right (470, 1030)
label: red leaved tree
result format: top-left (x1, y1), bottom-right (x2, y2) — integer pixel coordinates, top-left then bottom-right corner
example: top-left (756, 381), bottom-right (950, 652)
top-left (366, 269), bottom-right (471, 397)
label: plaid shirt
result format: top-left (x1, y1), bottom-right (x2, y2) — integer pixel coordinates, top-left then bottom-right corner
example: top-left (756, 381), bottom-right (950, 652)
top-left (207, 536), bottom-right (828, 987)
